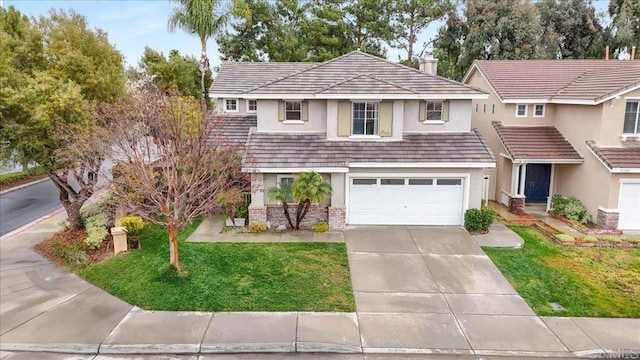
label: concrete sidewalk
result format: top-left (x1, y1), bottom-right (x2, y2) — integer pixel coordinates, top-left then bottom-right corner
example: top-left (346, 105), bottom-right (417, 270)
top-left (1, 214), bottom-right (639, 358)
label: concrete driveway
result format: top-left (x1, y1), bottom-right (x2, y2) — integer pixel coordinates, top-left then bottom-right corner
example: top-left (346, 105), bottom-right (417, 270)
top-left (345, 226), bottom-right (568, 355)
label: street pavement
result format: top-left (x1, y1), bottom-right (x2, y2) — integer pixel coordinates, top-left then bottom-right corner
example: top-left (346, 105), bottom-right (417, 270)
top-left (0, 213), bottom-right (639, 358)
top-left (0, 179), bottom-right (61, 236)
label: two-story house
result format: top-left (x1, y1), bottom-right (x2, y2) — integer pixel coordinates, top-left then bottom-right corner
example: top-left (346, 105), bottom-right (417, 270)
top-left (463, 60), bottom-right (640, 231)
top-left (210, 51), bottom-right (495, 230)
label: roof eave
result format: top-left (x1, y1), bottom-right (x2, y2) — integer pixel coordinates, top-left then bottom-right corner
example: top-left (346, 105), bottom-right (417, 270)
top-left (348, 162), bottom-right (496, 168)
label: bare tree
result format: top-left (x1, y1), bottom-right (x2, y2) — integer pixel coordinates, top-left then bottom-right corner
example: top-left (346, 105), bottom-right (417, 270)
top-left (93, 85), bottom-right (244, 271)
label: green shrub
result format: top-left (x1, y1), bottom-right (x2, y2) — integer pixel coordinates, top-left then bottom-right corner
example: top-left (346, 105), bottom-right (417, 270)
top-left (624, 236), bottom-right (640, 243)
top-left (551, 195), bottom-right (592, 225)
top-left (603, 236), bottom-right (621, 243)
top-left (120, 216), bottom-right (146, 238)
top-left (464, 206), bottom-right (494, 232)
top-left (556, 234), bottom-right (575, 242)
top-left (0, 166), bottom-right (46, 185)
top-left (80, 197), bottom-right (114, 249)
top-left (53, 243), bottom-right (88, 268)
top-left (582, 235), bottom-right (598, 242)
top-left (311, 222), bottom-right (329, 233)
top-left (249, 222), bottom-right (268, 233)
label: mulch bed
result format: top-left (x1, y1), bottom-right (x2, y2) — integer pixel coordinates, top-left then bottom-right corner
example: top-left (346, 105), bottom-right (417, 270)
top-left (548, 212), bottom-right (622, 235)
top-left (33, 228), bottom-right (114, 270)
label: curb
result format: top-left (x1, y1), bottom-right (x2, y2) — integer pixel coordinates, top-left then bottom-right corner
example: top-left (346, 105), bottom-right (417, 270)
top-left (0, 177), bottom-right (50, 195)
top-left (0, 207), bottom-right (65, 242)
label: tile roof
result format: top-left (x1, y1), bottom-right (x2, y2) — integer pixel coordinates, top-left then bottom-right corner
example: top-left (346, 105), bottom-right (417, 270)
top-left (587, 141), bottom-right (640, 169)
top-left (492, 122), bottom-right (583, 162)
top-left (210, 62), bottom-right (315, 94)
top-left (244, 130), bottom-right (495, 169)
top-left (471, 59), bottom-right (640, 103)
top-left (206, 114), bottom-right (256, 146)
top-left (211, 51), bottom-right (484, 97)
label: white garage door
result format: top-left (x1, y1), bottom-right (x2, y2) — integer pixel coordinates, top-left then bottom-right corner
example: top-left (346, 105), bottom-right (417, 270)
top-left (348, 177), bottom-right (465, 225)
top-left (618, 182), bottom-right (640, 230)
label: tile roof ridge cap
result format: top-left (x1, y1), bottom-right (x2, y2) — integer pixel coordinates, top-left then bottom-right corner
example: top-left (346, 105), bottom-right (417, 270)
top-left (355, 50), bottom-right (479, 89)
top-left (318, 74), bottom-right (365, 92)
top-left (246, 52), bottom-right (359, 93)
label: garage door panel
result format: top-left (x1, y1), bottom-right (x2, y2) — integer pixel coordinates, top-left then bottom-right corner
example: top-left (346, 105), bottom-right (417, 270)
top-left (618, 182), bottom-right (640, 230)
top-left (349, 177), bottom-right (464, 225)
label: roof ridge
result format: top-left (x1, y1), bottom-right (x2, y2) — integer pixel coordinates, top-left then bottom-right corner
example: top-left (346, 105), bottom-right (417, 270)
top-left (318, 73), bottom-right (418, 94)
top-left (354, 50), bottom-right (475, 88)
top-left (247, 51), bottom-right (362, 93)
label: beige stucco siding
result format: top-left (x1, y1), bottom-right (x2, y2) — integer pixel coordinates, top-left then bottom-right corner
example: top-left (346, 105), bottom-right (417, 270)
top-left (403, 100), bottom-right (472, 132)
top-left (601, 87), bottom-right (640, 146)
top-left (256, 100), bottom-right (327, 132)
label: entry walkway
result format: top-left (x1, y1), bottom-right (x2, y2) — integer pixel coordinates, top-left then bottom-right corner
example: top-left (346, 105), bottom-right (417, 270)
top-left (1, 215), bottom-right (638, 358)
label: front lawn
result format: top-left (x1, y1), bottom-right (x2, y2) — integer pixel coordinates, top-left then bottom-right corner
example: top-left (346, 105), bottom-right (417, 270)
top-left (484, 226), bottom-right (640, 318)
top-left (80, 221), bottom-right (355, 312)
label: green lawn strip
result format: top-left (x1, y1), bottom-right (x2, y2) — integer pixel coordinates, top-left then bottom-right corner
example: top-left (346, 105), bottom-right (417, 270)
top-left (483, 226), bottom-right (640, 318)
top-left (80, 220), bottom-right (355, 312)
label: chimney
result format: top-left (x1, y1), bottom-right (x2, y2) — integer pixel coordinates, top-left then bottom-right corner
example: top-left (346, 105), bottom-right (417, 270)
top-left (419, 54), bottom-right (438, 76)
top-left (605, 45), bottom-right (610, 60)
top-left (632, 46), bottom-right (636, 60)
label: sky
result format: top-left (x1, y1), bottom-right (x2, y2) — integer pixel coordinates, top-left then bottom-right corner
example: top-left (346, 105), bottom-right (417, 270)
top-left (3, 0), bottom-right (612, 69)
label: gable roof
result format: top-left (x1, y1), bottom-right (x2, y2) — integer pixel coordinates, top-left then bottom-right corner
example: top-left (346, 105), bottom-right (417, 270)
top-left (211, 62), bottom-right (315, 95)
top-left (244, 130), bottom-right (495, 170)
top-left (492, 122), bottom-right (583, 163)
top-left (211, 51), bottom-right (486, 99)
top-left (586, 141), bottom-right (640, 172)
top-left (465, 59), bottom-right (640, 104)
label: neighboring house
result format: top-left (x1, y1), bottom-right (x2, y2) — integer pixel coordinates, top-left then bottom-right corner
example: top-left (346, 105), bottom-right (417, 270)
top-left (210, 51), bottom-right (495, 230)
top-left (463, 59), bottom-right (640, 231)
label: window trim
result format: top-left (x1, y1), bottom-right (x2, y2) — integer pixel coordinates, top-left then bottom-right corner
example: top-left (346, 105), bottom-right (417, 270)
top-left (424, 100), bottom-right (443, 122)
top-left (533, 104), bottom-right (545, 118)
top-left (285, 100), bottom-right (302, 121)
top-left (623, 100), bottom-right (640, 135)
top-left (246, 99), bottom-right (257, 113)
top-left (276, 175), bottom-right (295, 204)
top-left (515, 104), bottom-right (527, 117)
top-left (351, 101), bottom-right (380, 136)
top-left (224, 98), bottom-right (239, 112)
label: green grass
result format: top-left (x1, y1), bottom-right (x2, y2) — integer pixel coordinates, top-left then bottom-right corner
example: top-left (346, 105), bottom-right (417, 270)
top-left (484, 226), bottom-right (640, 318)
top-left (80, 220), bottom-right (355, 312)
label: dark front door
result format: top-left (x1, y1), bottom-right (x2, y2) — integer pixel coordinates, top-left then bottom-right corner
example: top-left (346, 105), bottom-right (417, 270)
top-left (524, 164), bottom-right (551, 202)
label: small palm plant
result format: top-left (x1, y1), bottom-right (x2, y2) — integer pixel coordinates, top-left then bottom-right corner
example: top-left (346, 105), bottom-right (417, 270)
top-left (267, 180), bottom-right (294, 228)
top-left (268, 171), bottom-right (332, 230)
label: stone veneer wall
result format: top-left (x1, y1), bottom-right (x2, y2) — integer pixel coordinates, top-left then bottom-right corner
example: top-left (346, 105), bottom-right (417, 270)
top-left (509, 195), bottom-right (526, 215)
top-left (328, 207), bottom-right (346, 231)
top-left (596, 208), bottom-right (619, 230)
top-left (267, 204), bottom-right (328, 229)
top-left (248, 205), bottom-right (267, 224)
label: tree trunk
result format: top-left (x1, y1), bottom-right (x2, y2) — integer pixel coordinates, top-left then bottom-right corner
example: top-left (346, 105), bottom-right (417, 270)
top-left (168, 222), bottom-right (181, 271)
top-left (200, 36), bottom-right (208, 113)
top-left (49, 173), bottom-right (84, 230)
top-left (295, 199), bottom-right (311, 230)
top-left (282, 202), bottom-right (294, 229)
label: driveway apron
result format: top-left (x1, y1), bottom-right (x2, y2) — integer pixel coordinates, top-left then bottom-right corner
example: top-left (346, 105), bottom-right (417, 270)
top-left (344, 225), bottom-right (568, 355)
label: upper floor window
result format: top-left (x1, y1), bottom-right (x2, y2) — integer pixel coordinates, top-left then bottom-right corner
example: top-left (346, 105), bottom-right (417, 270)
top-left (285, 100), bottom-right (301, 121)
top-left (352, 102), bottom-right (379, 135)
top-left (247, 99), bottom-right (257, 113)
top-left (224, 99), bottom-right (238, 112)
top-left (516, 104), bottom-right (527, 117)
top-left (534, 104), bottom-right (545, 117)
top-left (426, 101), bottom-right (443, 121)
top-left (624, 101), bottom-right (640, 134)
